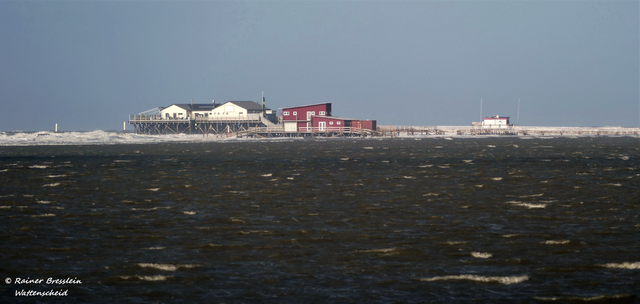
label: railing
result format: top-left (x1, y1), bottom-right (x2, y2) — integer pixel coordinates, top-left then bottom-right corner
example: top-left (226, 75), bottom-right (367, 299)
top-left (129, 113), bottom-right (263, 122)
top-left (243, 126), bottom-right (377, 134)
top-left (129, 114), bottom-right (163, 121)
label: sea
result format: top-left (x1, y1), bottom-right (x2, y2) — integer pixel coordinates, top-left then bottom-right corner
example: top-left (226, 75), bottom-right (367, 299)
top-left (1, 131), bottom-right (639, 303)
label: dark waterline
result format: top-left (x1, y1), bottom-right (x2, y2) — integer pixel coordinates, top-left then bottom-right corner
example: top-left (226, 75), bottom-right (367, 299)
top-left (1, 137), bottom-right (639, 303)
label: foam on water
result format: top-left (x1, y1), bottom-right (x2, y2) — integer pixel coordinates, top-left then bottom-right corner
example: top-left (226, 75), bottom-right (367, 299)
top-left (0, 130), bottom-right (268, 146)
top-left (119, 275), bottom-right (171, 281)
top-left (471, 252), bottom-right (493, 258)
top-left (600, 262), bottom-right (640, 269)
top-left (519, 193), bottom-right (544, 198)
top-left (507, 201), bottom-right (546, 209)
top-left (417, 274), bottom-right (529, 285)
top-left (543, 240), bottom-right (571, 245)
top-left (137, 263), bottom-right (200, 271)
top-left (440, 241), bottom-right (468, 245)
top-left (533, 293), bottom-right (637, 302)
top-left (356, 248), bottom-right (398, 253)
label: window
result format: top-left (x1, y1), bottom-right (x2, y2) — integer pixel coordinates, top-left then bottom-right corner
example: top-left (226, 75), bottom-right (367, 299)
top-left (293, 111), bottom-right (297, 116)
top-left (311, 111), bottom-right (315, 115)
top-left (239, 112), bottom-right (243, 115)
top-left (319, 111), bottom-right (326, 115)
top-left (283, 111), bottom-right (289, 115)
top-left (319, 121), bottom-right (326, 131)
top-left (329, 121), bottom-right (334, 125)
top-left (337, 121), bottom-right (341, 125)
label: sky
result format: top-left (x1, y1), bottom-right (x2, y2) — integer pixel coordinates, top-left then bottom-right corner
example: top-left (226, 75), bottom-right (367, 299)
top-left (0, 0), bottom-right (638, 131)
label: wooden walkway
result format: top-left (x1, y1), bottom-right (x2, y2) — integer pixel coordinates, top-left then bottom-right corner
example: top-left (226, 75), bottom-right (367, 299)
top-left (378, 125), bottom-right (640, 136)
top-left (237, 127), bottom-right (380, 138)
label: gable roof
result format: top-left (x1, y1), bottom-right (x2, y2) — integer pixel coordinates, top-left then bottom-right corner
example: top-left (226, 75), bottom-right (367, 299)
top-left (225, 101), bottom-right (270, 111)
top-left (162, 104), bottom-right (217, 112)
top-left (282, 103), bottom-right (331, 110)
top-left (312, 115), bottom-right (358, 121)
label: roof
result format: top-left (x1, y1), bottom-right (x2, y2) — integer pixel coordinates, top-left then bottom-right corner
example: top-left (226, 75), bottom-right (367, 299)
top-left (225, 101), bottom-right (270, 111)
top-left (281, 103), bottom-right (331, 110)
top-left (483, 117), bottom-right (510, 120)
top-left (312, 115), bottom-right (358, 121)
top-left (163, 104), bottom-right (217, 111)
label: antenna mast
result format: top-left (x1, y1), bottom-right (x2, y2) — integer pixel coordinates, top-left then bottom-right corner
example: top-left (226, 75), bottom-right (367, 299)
top-left (480, 98), bottom-right (483, 122)
top-left (517, 98), bottom-right (520, 126)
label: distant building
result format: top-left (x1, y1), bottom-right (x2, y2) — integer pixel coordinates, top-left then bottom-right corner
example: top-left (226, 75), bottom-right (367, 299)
top-left (310, 116), bottom-right (377, 132)
top-left (211, 101), bottom-right (272, 120)
top-left (281, 103), bottom-right (332, 132)
top-left (160, 103), bottom-right (217, 120)
top-left (159, 101), bottom-right (274, 121)
top-left (482, 115), bottom-right (510, 127)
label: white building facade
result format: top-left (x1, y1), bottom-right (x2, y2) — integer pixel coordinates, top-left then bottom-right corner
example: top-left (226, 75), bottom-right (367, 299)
top-left (482, 115), bottom-right (510, 128)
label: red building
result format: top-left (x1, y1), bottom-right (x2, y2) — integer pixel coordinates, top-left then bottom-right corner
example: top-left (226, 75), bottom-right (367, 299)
top-left (353, 120), bottom-right (377, 131)
top-left (310, 116), bottom-right (377, 132)
top-left (311, 116), bottom-right (352, 132)
top-left (282, 103), bottom-right (332, 132)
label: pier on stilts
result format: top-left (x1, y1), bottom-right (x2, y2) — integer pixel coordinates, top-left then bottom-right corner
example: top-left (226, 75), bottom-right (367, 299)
top-left (129, 115), bottom-right (639, 138)
top-left (129, 115), bottom-right (269, 137)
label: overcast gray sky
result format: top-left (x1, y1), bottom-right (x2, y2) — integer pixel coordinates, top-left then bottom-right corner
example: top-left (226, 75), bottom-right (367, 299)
top-left (0, 0), bottom-right (638, 131)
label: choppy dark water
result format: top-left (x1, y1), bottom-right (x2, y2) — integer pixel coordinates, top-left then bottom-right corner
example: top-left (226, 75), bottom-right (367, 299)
top-left (1, 137), bottom-right (639, 303)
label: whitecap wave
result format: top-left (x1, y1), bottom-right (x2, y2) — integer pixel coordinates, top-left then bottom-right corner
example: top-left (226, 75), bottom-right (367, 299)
top-left (471, 252), bottom-right (493, 258)
top-left (417, 274), bottom-right (528, 284)
top-left (120, 275), bottom-right (171, 281)
top-left (507, 201), bottom-right (546, 209)
top-left (533, 293), bottom-right (636, 302)
top-left (599, 262), bottom-right (640, 269)
top-left (0, 130), bottom-right (268, 146)
top-left (542, 240), bottom-right (570, 245)
top-left (440, 241), bottom-right (468, 245)
top-left (356, 248), bottom-right (398, 253)
top-left (137, 263), bottom-right (200, 271)
top-left (519, 193), bottom-right (544, 198)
